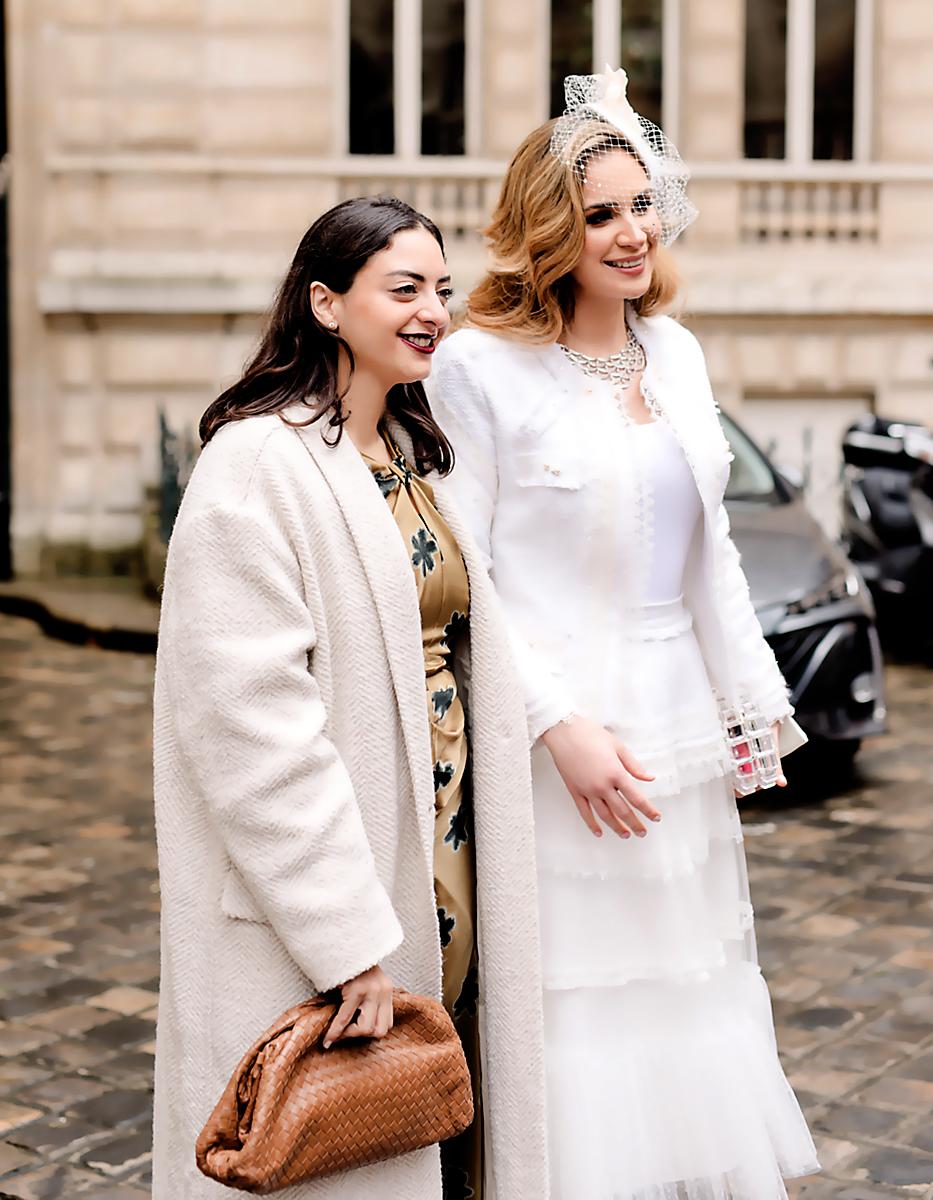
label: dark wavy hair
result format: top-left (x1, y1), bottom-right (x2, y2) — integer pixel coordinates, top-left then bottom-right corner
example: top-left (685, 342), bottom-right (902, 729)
top-left (199, 195), bottom-right (453, 475)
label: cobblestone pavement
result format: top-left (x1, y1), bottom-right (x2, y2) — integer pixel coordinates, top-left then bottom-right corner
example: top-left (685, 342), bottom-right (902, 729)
top-left (0, 611), bottom-right (932, 1199)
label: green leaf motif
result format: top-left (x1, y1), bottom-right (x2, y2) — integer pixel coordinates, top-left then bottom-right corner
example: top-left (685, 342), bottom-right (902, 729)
top-left (373, 470), bottom-right (399, 498)
top-left (411, 527), bottom-right (439, 577)
top-left (433, 760), bottom-right (456, 794)
top-left (444, 805), bottom-right (469, 851)
top-left (442, 610), bottom-right (468, 651)
top-left (437, 906), bottom-right (456, 947)
top-left (392, 452), bottom-right (414, 487)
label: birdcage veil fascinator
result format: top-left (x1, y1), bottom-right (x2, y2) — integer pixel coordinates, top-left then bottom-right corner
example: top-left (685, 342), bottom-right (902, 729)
top-left (550, 66), bottom-right (698, 245)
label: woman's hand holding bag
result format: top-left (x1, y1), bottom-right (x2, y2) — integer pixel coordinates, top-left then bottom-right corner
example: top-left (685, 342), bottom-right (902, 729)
top-left (323, 963), bottom-right (394, 1049)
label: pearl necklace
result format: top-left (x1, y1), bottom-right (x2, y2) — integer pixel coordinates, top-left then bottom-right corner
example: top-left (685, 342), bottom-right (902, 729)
top-left (558, 324), bottom-right (647, 391)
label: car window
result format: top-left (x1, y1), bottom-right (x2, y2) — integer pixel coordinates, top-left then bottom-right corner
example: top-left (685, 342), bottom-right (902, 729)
top-left (719, 412), bottom-right (784, 504)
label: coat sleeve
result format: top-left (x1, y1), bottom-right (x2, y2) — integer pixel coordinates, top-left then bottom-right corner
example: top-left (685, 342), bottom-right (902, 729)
top-left (685, 327), bottom-right (802, 746)
top-left (429, 344), bottom-right (578, 742)
top-left (157, 455), bottom-right (404, 993)
top-left (711, 500), bottom-right (795, 726)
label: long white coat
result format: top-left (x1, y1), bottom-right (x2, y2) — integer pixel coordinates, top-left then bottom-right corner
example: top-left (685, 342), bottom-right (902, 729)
top-left (152, 411), bottom-right (549, 1200)
top-left (427, 311), bottom-right (806, 752)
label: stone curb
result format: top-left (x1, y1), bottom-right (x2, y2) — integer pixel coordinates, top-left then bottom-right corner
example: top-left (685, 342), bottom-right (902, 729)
top-left (0, 586), bottom-right (158, 655)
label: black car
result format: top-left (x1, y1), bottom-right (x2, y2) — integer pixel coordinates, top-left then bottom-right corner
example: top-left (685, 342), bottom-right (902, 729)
top-left (720, 412), bottom-right (886, 767)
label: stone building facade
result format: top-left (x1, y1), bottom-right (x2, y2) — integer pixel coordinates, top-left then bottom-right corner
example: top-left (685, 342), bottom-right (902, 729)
top-left (5, 0), bottom-right (933, 576)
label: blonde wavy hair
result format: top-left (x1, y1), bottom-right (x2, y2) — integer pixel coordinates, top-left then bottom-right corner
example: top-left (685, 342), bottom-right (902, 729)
top-left (465, 118), bottom-right (681, 343)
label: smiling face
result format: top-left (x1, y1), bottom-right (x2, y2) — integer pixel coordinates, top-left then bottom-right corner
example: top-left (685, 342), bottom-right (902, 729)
top-left (312, 226), bottom-right (453, 390)
top-left (571, 149), bottom-right (660, 304)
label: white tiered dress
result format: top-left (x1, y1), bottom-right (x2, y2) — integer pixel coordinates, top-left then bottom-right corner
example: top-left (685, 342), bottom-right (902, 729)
top-left (533, 416), bottom-right (819, 1200)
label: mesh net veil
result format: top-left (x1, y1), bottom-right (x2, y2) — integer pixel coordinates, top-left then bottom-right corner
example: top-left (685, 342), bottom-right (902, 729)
top-left (550, 67), bottom-right (698, 246)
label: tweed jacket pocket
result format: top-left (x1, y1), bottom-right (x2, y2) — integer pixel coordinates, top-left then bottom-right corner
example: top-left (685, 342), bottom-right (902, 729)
top-left (513, 447), bottom-right (583, 490)
top-left (220, 864), bottom-right (269, 923)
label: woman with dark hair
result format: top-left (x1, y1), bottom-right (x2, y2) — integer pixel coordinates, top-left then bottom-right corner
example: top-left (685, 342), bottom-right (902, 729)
top-left (429, 73), bottom-right (819, 1200)
top-left (152, 196), bottom-right (548, 1200)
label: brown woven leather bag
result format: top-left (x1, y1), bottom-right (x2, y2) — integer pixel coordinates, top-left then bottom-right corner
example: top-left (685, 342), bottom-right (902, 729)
top-left (195, 989), bottom-right (474, 1193)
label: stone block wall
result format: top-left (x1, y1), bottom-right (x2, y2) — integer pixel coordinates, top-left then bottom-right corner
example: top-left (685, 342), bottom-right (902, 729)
top-left (9, 0), bottom-right (336, 576)
top-left (6, 0), bottom-right (933, 577)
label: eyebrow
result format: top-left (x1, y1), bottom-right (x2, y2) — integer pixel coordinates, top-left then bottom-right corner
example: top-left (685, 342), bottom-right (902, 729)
top-left (585, 193), bottom-right (652, 211)
top-left (384, 270), bottom-right (452, 284)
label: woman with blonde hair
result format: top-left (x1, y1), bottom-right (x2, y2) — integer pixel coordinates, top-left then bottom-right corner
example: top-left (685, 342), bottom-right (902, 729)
top-left (429, 71), bottom-right (819, 1200)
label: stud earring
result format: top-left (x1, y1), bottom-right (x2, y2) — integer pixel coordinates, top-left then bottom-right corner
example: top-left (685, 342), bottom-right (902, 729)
top-left (328, 321), bottom-right (338, 330)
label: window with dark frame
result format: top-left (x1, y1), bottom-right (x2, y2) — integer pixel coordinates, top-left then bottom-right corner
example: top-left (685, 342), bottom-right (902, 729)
top-left (813, 0), bottom-right (856, 160)
top-left (422, 0), bottom-right (466, 155)
top-left (744, 0), bottom-right (857, 161)
top-left (744, 0), bottom-right (788, 158)
top-left (349, 0), bottom-right (394, 155)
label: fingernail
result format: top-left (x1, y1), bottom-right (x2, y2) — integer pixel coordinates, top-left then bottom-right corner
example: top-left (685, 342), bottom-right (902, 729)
top-left (636, 830), bottom-right (647, 838)
top-left (652, 814), bottom-right (662, 822)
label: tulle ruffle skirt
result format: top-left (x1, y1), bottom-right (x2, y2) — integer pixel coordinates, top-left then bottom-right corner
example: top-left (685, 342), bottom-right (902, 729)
top-left (533, 600), bottom-right (819, 1199)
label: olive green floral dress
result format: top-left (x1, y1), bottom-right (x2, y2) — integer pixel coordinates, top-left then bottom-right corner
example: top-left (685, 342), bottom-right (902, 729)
top-left (364, 435), bottom-right (482, 1200)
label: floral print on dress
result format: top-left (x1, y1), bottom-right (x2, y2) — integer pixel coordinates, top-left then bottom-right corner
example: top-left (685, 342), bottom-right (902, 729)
top-left (434, 760), bottom-right (456, 794)
top-left (391, 451), bottom-right (413, 488)
top-left (437, 906), bottom-right (456, 947)
top-left (372, 470), bottom-right (399, 499)
top-left (445, 805), bottom-right (469, 852)
top-left (411, 527), bottom-right (439, 577)
top-left (363, 432), bottom-right (481, 1199)
top-left (443, 610), bottom-right (469, 651)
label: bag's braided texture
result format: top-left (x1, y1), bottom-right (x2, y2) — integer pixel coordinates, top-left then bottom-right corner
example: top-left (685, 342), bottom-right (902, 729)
top-left (196, 990), bottom-right (473, 1194)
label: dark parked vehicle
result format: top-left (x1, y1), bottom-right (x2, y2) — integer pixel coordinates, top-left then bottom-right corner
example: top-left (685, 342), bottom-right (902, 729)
top-left (840, 414), bottom-right (933, 647)
top-left (721, 412), bottom-right (886, 769)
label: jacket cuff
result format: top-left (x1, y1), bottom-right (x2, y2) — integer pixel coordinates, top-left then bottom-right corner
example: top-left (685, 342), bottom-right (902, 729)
top-left (757, 683), bottom-right (794, 728)
top-left (527, 697), bottom-right (577, 745)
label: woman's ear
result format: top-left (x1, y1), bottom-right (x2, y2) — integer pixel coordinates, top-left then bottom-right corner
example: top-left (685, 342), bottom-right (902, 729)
top-left (309, 282), bottom-right (339, 331)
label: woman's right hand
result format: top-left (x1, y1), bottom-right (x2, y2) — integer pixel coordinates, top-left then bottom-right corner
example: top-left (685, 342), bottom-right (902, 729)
top-left (323, 964), bottom-right (394, 1049)
top-left (541, 715), bottom-right (661, 839)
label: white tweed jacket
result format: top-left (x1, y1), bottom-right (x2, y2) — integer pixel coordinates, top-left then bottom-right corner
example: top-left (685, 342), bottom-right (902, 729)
top-left (427, 311), bottom-right (806, 754)
top-left (152, 411), bottom-right (548, 1200)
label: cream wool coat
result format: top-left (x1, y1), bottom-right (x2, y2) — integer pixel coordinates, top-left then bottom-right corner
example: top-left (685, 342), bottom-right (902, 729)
top-left (152, 411), bottom-right (549, 1200)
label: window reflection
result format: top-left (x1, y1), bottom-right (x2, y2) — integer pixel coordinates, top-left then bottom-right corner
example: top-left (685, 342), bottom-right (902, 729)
top-left (349, 0), bottom-right (394, 154)
top-left (813, 0), bottom-right (855, 160)
top-left (422, 0), bottom-right (465, 154)
top-left (744, 0), bottom-right (787, 158)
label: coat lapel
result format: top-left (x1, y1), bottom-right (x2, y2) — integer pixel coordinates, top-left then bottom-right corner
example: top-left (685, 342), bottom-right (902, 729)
top-left (629, 310), bottom-right (729, 515)
top-left (293, 419), bottom-right (436, 869)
